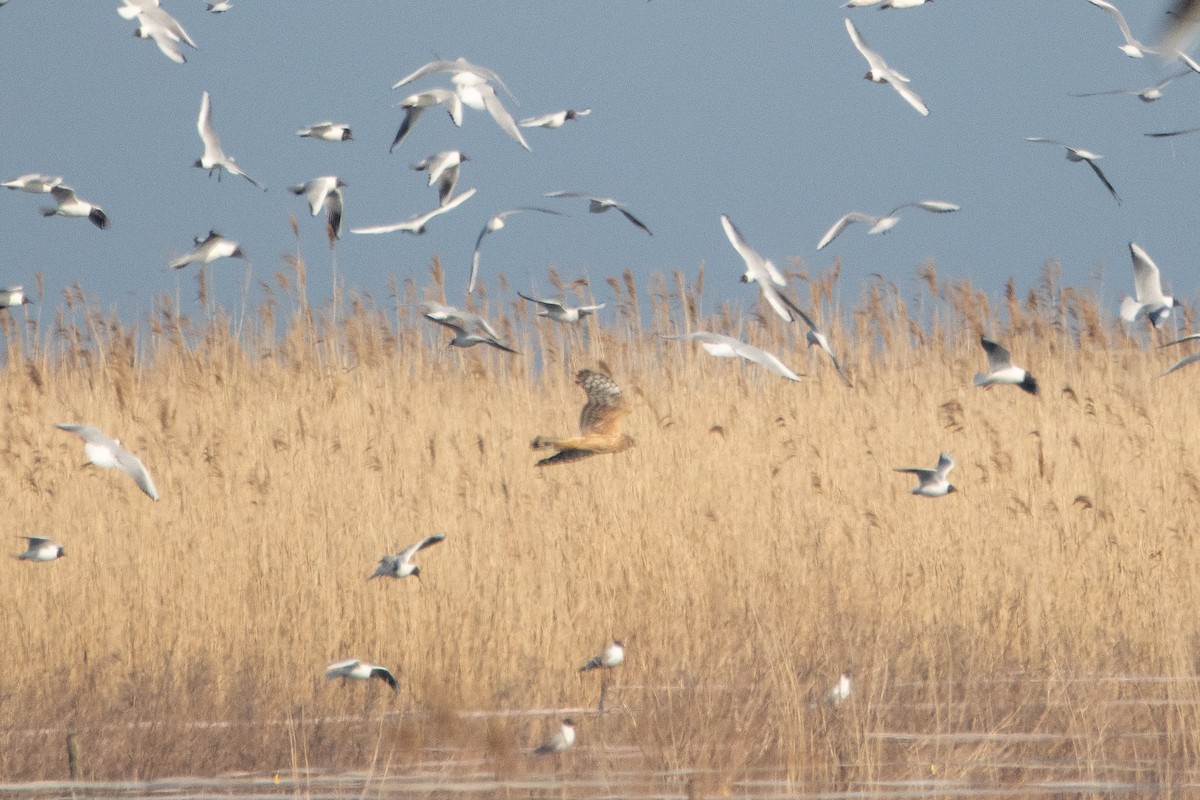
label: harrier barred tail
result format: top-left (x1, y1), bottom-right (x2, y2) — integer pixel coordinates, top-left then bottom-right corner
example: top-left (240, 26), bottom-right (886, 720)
top-left (532, 369), bottom-right (635, 466)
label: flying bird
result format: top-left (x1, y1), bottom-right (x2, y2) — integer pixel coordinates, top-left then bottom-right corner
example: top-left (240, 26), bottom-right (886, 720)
top-left (169, 230), bottom-right (246, 269)
top-left (778, 295), bottom-right (853, 387)
top-left (816, 201), bottom-right (959, 249)
top-left (392, 58), bottom-right (528, 150)
top-left (545, 192), bottom-right (651, 235)
top-left (1120, 242), bottom-right (1179, 328)
top-left (41, 186), bottom-right (109, 229)
top-left (289, 176), bottom-right (346, 239)
top-left (324, 659), bottom-right (398, 692)
top-left (351, 187), bottom-right (476, 235)
top-left (16, 536), bottom-right (64, 563)
top-left (0, 286), bottom-right (32, 308)
top-left (120, 1), bottom-right (197, 64)
top-left (194, 91), bottom-right (265, 190)
top-left (533, 718), bottom-right (576, 755)
top-left (580, 639), bottom-right (625, 672)
top-left (665, 331), bottom-right (801, 382)
top-left (422, 302), bottom-right (518, 353)
top-left (720, 213), bottom-right (790, 323)
top-left (517, 292), bottom-right (604, 323)
top-left (369, 532), bottom-right (447, 580)
top-left (532, 369), bottom-right (635, 466)
top-left (895, 453), bottom-right (956, 497)
top-left (411, 150), bottom-right (468, 206)
top-left (296, 121), bottom-right (352, 142)
top-left (390, 88), bottom-right (463, 152)
top-left (56, 423), bottom-right (159, 501)
top-left (206, 1), bottom-right (233, 11)
top-left (392, 57), bottom-right (516, 99)
top-left (2, 174), bottom-right (63, 193)
top-left (519, 108), bottom-right (591, 128)
top-left (1070, 69), bottom-right (1192, 102)
top-left (973, 338), bottom-right (1039, 395)
top-left (1025, 138), bottom-right (1120, 204)
top-left (470, 207), bottom-right (563, 293)
top-left (1086, 0), bottom-right (1157, 57)
top-left (844, 18), bottom-right (929, 115)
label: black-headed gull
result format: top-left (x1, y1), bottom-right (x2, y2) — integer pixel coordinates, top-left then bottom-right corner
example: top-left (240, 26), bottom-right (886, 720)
top-left (394, 58), bottom-right (527, 150)
top-left (120, 1), bottom-right (197, 64)
top-left (825, 670), bottom-right (853, 707)
top-left (194, 91), bottom-right (265, 190)
top-left (845, 18), bottom-right (928, 115)
top-left (1070, 69), bottom-right (1192, 102)
top-left (546, 192), bottom-right (651, 235)
top-left (778, 295), bottom-right (853, 387)
top-left (351, 187), bottom-right (475, 235)
top-left (41, 186), bottom-right (109, 230)
top-left (56, 423), bottom-right (158, 500)
top-left (423, 303), bottom-right (518, 354)
top-left (324, 659), bottom-right (398, 691)
top-left (1025, 138), bottom-right (1120, 204)
top-left (470, 207), bottom-right (563, 293)
top-left (580, 640), bottom-right (624, 671)
top-left (1120, 242), bottom-right (1178, 328)
top-left (533, 719), bottom-right (576, 755)
top-left (1086, 0), bottom-right (1157, 57)
top-left (411, 151), bottom-right (467, 207)
top-left (392, 57), bottom-right (516, 99)
top-left (170, 230), bottom-right (246, 269)
top-left (369, 532), bottom-right (446, 580)
top-left (390, 89), bottom-right (463, 152)
top-left (289, 176), bottom-right (346, 239)
top-left (0, 286), bottom-right (32, 308)
top-left (296, 121), bottom-right (352, 142)
top-left (2, 174), bottom-right (63, 193)
top-left (518, 292), bottom-right (604, 324)
top-left (666, 331), bottom-right (801, 382)
top-left (720, 214), bottom-right (790, 322)
top-left (973, 338), bottom-right (1039, 395)
top-left (206, 1), bottom-right (232, 12)
top-left (816, 201), bottom-right (959, 249)
top-left (896, 453), bottom-right (956, 497)
top-left (16, 536), bottom-right (64, 562)
top-left (519, 108), bottom-right (591, 128)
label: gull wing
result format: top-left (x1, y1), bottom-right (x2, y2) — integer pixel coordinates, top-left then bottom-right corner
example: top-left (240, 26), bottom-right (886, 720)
top-left (980, 338), bottom-right (1014, 374)
top-left (817, 211), bottom-right (879, 249)
top-left (1129, 242), bottom-right (1165, 303)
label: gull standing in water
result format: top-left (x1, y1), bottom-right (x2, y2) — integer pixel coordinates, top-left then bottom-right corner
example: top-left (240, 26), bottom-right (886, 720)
top-left (845, 18), bottom-right (929, 115)
top-left (289, 176), bottom-right (347, 239)
top-left (517, 292), bottom-right (604, 324)
top-left (169, 231), bottom-right (246, 269)
top-left (41, 186), bottom-right (109, 230)
top-left (816, 201), bottom-right (959, 249)
top-left (665, 332), bottom-right (801, 382)
top-left (194, 91), bottom-right (265, 190)
top-left (720, 214), bottom-right (790, 322)
top-left (973, 338), bottom-right (1039, 395)
top-left (56, 423), bottom-right (159, 501)
top-left (470, 207), bottom-right (562, 293)
top-left (351, 187), bottom-right (476, 235)
top-left (324, 660), bottom-right (398, 692)
top-left (16, 537), bottom-right (64, 562)
top-left (1025, 138), bottom-right (1120, 204)
top-left (369, 532), bottom-right (447, 580)
top-left (895, 453), bottom-right (956, 497)
top-left (1120, 242), bottom-right (1179, 328)
top-left (545, 192), bottom-right (652, 235)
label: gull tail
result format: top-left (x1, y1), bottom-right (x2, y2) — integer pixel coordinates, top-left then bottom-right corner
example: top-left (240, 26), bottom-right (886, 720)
top-left (1119, 297), bottom-right (1144, 324)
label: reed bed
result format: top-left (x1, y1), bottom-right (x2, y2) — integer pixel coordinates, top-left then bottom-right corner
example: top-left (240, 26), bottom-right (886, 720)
top-left (0, 250), bottom-right (1197, 795)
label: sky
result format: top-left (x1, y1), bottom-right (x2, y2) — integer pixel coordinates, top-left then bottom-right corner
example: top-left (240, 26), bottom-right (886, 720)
top-left (2, 1), bottom-right (1199, 333)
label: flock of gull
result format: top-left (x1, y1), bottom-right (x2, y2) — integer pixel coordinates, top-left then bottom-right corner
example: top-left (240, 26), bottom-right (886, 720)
top-left (5, 0), bottom-right (1200, 761)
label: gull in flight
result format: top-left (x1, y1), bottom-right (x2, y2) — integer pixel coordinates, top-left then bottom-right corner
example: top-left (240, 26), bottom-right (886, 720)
top-left (816, 201), bottom-right (959, 249)
top-left (545, 192), bottom-right (651, 235)
top-left (194, 91), bottom-right (265, 190)
top-left (778, 295), bottom-right (853, 387)
top-left (2, 174), bottom-right (63, 193)
top-left (973, 338), bottom-right (1039, 395)
top-left (42, 186), bottom-right (109, 230)
top-left (393, 58), bottom-right (528, 151)
top-left (1120, 242), bottom-right (1179, 328)
top-left (1070, 69), bottom-right (1192, 102)
top-left (0, 286), bottom-right (32, 308)
top-left (390, 89), bottom-right (463, 152)
top-left (170, 230), bottom-right (246, 269)
top-left (665, 331), bottom-right (801, 382)
top-left (825, 670), bottom-right (853, 707)
top-left (119, 1), bottom-right (197, 64)
top-left (421, 301), bottom-right (518, 353)
top-left (845, 18), bottom-right (928, 115)
top-left (517, 292), bottom-right (604, 323)
top-left (580, 639), bottom-right (624, 671)
top-left (324, 659), bottom-right (398, 692)
top-left (351, 187), bottom-right (475, 235)
top-left (56, 423), bottom-right (159, 500)
top-left (289, 176), bottom-right (346, 239)
top-left (1160, 333), bottom-right (1200, 375)
top-left (206, 1), bottom-right (233, 11)
top-left (720, 214), bottom-right (790, 322)
top-left (369, 532), bottom-right (446, 580)
top-left (533, 718), bottom-right (576, 755)
top-left (532, 369), bottom-right (635, 466)
top-left (393, 57), bottom-right (516, 99)
top-left (16, 536), bottom-right (64, 562)
top-left (896, 453), bottom-right (956, 497)
top-left (1025, 138), bottom-right (1120, 204)
top-left (1086, 0), bottom-right (1157, 57)
top-left (296, 121), bottom-right (352, 142)
top-left (469, 207), bottom-right (562, 293)
top-left (519, 108), bottom-right (591, 128)
top-left (411, 150), bottom-right (468, 207)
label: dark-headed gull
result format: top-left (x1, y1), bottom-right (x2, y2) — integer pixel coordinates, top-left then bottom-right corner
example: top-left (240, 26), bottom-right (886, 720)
top-left (194, 91), bottom-right (265, 190)
top-left (973, 338), bottom-right (1039, 395)
top-left (296, 121), bottom-right (352, 142)
top-left (16, 536), bottom-right (64, 562)
top-left (0, 286), bottom-right (32, 308)
top-left (845, 18), bottom-right (928, 115)
top-left (41, 186), bottom-right (109, 229)
top-left (816, 201), bottom-right (959, 249)
top-left (580, 640), bottom-right (624, 672)
top-left (896, 453), bottom-right (956, 497)
top-left (169, 230), bottom-right (246, 269)
top-left (779, 295), bottom-right (853, 387)
top-left (392, 57), bottom-right (515, 99)
top-left (665, 331), bottom-right (800, 382)
top-left (289, 176), bottom-right (346, 239)
top-left (120, 1), bottom-right (197, 64)
top-left (369, 532), bottom-right (446, 580)
top-left (720, 214), bottom-right (790, 322)
top-left (470, 207), bottom-right (563, 293)
top-left (56, 423), bottom-right (158, 500)
top-left (324, 659), bottom-right (398, 692)
top-left (351, 187), bottom-right (475, 235)
top-left (206, 1), bottom-right (232, 11)
top-left (390, 89), bottom-right (463, 152)
top-left (1121, 242), bottom-right (1178, 327)
top-left (2, 174), bottom-right (62, 193)
top-left (1070, 69), bottom-right (1192, 102)
top-left (411, 151), bottom-right (467, 207)
top-left (532, 369), bottom-right (634, 467)
top-left (394, 59), bottom-right (526, 150)
top-left (1025, 138), bottom-right (1120, 204)
top-left (546, 192), bottom-right (651, 235)
top-left (421, 302), bottom-right (517, 353)
top-left (534, 719), bottom-right (576, 755)
top-left (519, 108), bottom-right (591, 128)
top-left (517, 292), bottom-right (604, 323)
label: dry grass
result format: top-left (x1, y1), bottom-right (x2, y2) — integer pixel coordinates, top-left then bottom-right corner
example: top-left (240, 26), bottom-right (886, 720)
top-left (0, 256), bottom-right (1197, 793)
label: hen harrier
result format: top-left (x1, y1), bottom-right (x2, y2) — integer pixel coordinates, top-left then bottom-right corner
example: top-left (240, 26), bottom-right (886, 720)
top-left (532, 369), bottom-right (634, 466)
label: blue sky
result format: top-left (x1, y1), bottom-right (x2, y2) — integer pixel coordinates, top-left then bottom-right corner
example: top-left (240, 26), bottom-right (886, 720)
top-left (2, 1), bottom-right (1197, 329)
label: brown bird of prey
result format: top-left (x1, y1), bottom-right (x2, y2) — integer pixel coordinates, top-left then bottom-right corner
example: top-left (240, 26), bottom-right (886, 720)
top-left (532, 369), bottom-right (635, 466)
